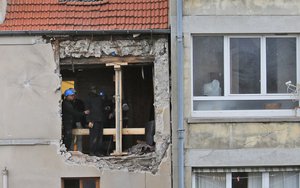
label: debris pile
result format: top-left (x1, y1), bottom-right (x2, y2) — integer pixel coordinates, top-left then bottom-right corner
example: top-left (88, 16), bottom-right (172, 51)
top-left (127, 143), bottom-right (155, 155)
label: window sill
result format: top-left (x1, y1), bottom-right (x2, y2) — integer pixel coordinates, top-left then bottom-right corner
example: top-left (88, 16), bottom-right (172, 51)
top-left (187, 116), bottom-right (300, 123)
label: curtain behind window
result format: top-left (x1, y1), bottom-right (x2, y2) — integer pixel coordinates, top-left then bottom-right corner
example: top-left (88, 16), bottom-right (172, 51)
top-left (194, 173), bottom-right (226, 188)
top-left (270, 172), bottom-right (299, 188)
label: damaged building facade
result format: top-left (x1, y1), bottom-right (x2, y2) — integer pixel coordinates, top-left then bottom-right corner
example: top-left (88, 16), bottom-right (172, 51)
top-left (0, 0), bottom-right (171, 188)
top-left (171, 0), bottom-right (300, 188)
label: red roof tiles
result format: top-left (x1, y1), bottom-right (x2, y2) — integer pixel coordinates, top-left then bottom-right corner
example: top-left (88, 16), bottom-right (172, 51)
top-left (0, 0), bottom-right (168, 31)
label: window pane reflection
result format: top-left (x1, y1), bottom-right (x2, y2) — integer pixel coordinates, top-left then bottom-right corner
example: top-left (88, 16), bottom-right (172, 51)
top-left (230, 38), bottom-right (261, 94)
top-left (193, 36), bottom-right (224, 96)
top-left (266, 38), bottom-right (296, 93)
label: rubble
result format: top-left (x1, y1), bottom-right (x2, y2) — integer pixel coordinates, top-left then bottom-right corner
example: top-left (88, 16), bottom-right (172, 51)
top-left (59, 39), bottom-right (152, 58)
top-left (128, 143), bottom-right (155, 155)
top-left (60, 141), bottom-right (169, 173)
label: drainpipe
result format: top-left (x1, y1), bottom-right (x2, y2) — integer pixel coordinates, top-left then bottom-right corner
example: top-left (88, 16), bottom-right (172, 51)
top-left (176, 0), bottom-right (184, 186)
top-left (2, 167), bottom-right (8, 188)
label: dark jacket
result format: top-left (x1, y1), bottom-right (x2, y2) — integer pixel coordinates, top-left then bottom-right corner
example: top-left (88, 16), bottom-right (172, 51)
top-left (62, 100), bottom-right (84, 125)
top-left (73, 98), bottom-right (87, 126)
top-left (85, 93), bottom-right (105, 122)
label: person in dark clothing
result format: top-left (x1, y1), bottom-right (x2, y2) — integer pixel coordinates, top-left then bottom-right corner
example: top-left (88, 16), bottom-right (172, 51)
top-left (100, 91), bottom-right (115, 155)
top-left (62, 89), bottom-right (89, 151)
top-left (73, 96), bottom-right (87, 128)
top-left (71, 90), bottom-right (87, 152)
top-left (85, 87), bottom-right (106, 156)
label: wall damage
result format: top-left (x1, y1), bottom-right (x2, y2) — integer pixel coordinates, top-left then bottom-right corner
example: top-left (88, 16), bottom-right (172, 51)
top-left (58, 37), bottom-right (170, 173)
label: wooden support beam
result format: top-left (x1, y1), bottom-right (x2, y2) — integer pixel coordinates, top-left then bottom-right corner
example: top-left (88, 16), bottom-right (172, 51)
top-left (114, 65), bottom-right (123, 154)
top-left (60, 56), bottom-right (154, 66)
top-left (105, 62), bottom-right (128, 67)
top-left (72, 128), bottom-right (145, 136)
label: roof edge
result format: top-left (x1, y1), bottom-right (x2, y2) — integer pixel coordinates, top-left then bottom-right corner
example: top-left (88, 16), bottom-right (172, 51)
top-left (0, 29), bottom-right (171, 36)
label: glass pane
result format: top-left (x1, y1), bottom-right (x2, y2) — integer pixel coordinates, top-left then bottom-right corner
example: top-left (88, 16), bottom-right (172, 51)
top-left (193, 100), bottom-right (297, 111)
top-left (248, 173), bottom-right (262, 188)
top-left (83, 179), bottom-right (96, 188)
top-left (193, 36), bottom-right (224, 96)
top-left (230, 38), bottom-right (261, 94)
top-left (232, 173), bottom-right (262, 188)
top-left (267, 37), bottom-right (296, 93)
top-left (194, 173), bottom-right (226, 188)
top-left (232, 172), bottom-right (248, 188)
top-left (270, 172), bottom-right (299, 188)
top-left (64, 179), bottom-right (80, 188)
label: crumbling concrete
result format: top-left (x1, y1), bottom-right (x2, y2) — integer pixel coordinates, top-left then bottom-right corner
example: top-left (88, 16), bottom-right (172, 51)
top-left (59, 37), bottom-right (170, 173)
top-left (60, 39), bottom-right (153, 58)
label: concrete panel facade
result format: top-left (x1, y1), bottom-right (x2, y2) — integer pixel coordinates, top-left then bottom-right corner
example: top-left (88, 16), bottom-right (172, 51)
top-left (170, 0), bottom-right (300, 188)
top-left (184, 0), bottom-right (300, 16)
top-left (187, 122), bottom-right (300, 149)
top-left (0, 39), bottom-right (61, 139)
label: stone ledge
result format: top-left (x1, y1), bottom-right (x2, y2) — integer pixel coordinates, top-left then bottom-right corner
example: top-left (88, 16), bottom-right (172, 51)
top-left (187, 117), bottom-right (300, 123)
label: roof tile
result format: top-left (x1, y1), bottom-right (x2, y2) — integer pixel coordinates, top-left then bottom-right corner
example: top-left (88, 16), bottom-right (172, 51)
top-left (0, 0), bottom-right (168, 31)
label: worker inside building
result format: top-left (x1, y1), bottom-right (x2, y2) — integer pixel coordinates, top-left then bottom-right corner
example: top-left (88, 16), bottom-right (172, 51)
top-left (61, 65), bottom-right (155, 156)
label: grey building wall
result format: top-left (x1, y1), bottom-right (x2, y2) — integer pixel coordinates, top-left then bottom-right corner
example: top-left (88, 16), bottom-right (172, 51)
top-left (0, 36), bottom-right (171, 188)
top-left (170, 1), bottom-right (300, 188)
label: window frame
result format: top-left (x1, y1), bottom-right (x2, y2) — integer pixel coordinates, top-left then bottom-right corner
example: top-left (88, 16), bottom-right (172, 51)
top-left (191, 34), bottom-right (300, 117)
top-left (61, 177), bottom-right (100, 188)
top-left (192, 171), bottom-right (300, 188)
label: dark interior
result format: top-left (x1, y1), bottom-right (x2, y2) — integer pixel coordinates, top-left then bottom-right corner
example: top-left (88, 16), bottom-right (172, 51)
top-left (61, 64), bottom-right (155, 153)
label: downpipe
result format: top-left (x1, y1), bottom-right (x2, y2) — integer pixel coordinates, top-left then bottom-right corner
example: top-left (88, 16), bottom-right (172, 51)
top-left (2, 167), bottom-right (8, 188)
top-left (176, 0), bottom-right (185, 186)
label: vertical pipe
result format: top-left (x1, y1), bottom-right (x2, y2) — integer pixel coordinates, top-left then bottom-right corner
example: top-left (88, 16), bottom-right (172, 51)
top-left (176, 0), bottom-right (185, 186)
top-left (2, 167), bottom-right (8, 188)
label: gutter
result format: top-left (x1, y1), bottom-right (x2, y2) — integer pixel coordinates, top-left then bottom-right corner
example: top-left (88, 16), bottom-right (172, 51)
top-left (0, 29), bottom-right (171, 36)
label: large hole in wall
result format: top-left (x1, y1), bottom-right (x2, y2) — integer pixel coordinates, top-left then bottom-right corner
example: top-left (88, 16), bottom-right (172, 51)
top-left (60, 63), bottom-right (155, 155)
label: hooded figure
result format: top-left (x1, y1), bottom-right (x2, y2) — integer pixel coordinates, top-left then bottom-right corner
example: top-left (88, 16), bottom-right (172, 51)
top-left (85, 86), bottom-right (105, 156)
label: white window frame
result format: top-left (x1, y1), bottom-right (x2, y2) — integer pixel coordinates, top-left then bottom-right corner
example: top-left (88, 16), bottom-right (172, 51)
top-left (192, 171), bottom-right (300, 188)
top-left (191, 35), bottom-right (300, 117)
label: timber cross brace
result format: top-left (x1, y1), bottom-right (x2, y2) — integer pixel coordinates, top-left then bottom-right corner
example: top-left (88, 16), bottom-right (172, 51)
top-left (72, 62), bottom-right (146, 156)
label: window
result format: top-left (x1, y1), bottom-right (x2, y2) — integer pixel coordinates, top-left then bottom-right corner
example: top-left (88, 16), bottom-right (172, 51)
top-left (193, 171), bottom-right (300, 188)
top-left (192, 35), bottom-right (299, 117)
top-left (62, 177), bottom-right (100, 188)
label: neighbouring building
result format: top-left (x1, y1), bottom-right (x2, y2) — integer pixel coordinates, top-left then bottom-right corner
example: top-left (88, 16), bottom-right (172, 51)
top-left (171, 1), bottom-right (300, 188)
top-left (0, 0), bottom-right (171, 188)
